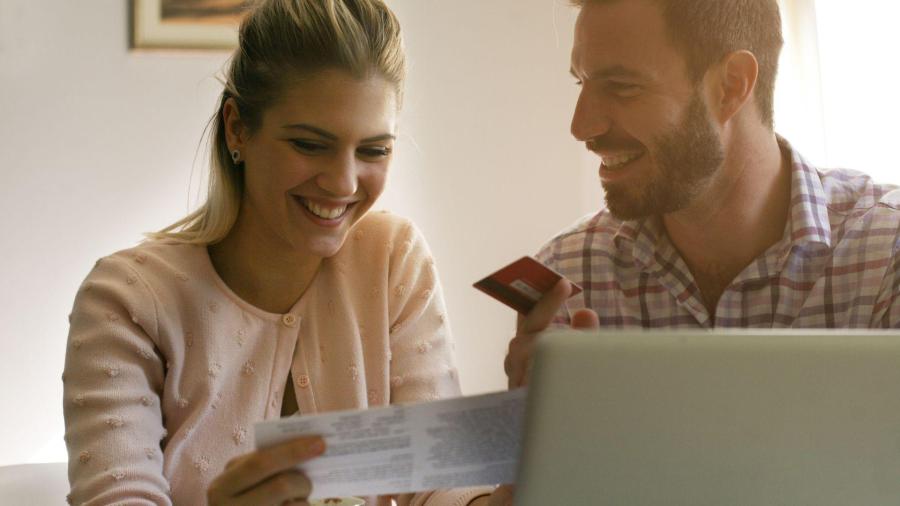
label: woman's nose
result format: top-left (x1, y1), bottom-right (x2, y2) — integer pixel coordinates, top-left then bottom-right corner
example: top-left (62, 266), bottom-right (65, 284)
top-left (317, 152), bottom-right (359, 196)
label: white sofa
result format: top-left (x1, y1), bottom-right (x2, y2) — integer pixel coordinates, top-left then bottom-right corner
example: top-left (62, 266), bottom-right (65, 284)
top-left (0, 463), bottom-right (69, 505)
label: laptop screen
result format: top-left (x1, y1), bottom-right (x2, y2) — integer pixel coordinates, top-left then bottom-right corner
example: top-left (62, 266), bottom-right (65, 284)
top-left (515, 329), bottom-right (900, 506)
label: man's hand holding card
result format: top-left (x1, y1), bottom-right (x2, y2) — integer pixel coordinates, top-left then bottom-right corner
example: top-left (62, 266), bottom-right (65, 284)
top-left (473, 256), bottom-right (582, 315)
top-left (473, 256), bottom-right (599, 388)
top-left (474, 257), bottom-right (600, 504)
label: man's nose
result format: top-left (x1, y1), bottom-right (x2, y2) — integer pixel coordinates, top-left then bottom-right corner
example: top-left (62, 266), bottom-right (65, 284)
top-left (571, 88), bottom-right (613, 142)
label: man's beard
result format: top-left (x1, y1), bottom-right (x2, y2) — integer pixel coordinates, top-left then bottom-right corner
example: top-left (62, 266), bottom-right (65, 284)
top-left (602, 93), bottom-right (725, 221)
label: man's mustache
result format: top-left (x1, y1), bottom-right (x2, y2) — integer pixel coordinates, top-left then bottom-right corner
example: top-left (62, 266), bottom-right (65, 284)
top-left (585, 138), bottom-right (644, 153)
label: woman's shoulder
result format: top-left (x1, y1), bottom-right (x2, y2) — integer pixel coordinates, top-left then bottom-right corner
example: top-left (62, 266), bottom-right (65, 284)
top-left (71, 242), bottom-right (202, 339)
top-left (76, 240), bottom-right (225, 333)
top-left (352, 210), bottom-right (415, 240)
top-left (334, 211), bottom-right (432, 272)
top-left (348, 211), bottom-right (434, 257)
top-left (99, 240), bottom-right (206, 275)
top-left (84, 240), bottom-right (212, 296)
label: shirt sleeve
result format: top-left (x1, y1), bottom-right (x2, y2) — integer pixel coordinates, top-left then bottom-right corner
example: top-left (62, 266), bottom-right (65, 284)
top-left (63, 255), bottom-right (171, 505)
top-left (384, 222), bottom-right (494, 506)
top-left (873, 238), bottom-right (900, 328)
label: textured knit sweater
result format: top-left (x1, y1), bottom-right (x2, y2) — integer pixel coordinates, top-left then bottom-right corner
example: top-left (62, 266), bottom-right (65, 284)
top-left (63, 212), bottom-right (488, 506)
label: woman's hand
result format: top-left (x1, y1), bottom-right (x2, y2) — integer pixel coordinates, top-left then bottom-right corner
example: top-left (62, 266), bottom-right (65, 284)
top-left (207, 436), bottom-right (325, 506)
top-left (486, 485), bottom-right (514, 506)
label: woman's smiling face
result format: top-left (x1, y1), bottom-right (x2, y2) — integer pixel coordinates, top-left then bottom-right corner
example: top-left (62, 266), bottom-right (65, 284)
top-left (225, 68), bottom-right (398, 258)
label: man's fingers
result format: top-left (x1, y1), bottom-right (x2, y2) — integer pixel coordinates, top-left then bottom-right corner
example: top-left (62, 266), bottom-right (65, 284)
top-left (518, 279), bottom-right (572, 334)
top-left (571, 308), bottom-right (600, 329)
top-left (506, 279), bottom-right (579, 389)
top-left (506, 334), bottom-right (535, 389)
top-left (211, 436), bottom-right (325, 498)
top-left (506, 280), bottom-right (574, 389)
top-left (510, 309), bottom-right (596, 388)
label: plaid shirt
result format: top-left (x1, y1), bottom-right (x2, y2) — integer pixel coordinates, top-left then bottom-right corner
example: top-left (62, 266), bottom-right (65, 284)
top-left (538, 138), bottom-right (900, 328)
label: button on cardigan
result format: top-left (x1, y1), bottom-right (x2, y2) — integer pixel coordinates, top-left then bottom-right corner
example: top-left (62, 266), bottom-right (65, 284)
top-left (63, 212), bottom-right (488, 506)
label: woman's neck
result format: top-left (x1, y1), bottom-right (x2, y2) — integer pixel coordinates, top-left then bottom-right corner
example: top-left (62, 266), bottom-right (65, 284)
top-left (208, 213), bottom-right (322, 315)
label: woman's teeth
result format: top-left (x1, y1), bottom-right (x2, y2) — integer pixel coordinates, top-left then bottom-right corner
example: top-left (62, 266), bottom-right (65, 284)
top-left (302, 199), bottom-right (348, 220)
top-left (602, 152), bottom-right (643, 169)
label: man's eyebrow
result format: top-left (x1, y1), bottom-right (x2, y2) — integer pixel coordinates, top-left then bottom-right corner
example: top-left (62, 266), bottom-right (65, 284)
top-left (570, 65), bottom-right (645, 81)
top-left (282, 123), bottom-right (396, 143)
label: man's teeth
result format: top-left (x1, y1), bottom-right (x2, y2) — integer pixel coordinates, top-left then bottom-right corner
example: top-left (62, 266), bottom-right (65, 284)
top-left (602, 152), bottom-right (642, 169)
top-left (302, 199), bottom-right (348, 220)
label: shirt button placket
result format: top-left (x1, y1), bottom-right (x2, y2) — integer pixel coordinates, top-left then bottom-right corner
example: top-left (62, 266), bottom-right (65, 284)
top-left (273, 313), bottom-right (302, 417)
top-left (282, 313), bottom-right (298, 328)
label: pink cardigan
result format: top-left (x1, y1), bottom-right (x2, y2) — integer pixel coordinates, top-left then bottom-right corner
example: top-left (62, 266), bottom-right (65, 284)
top-left (63, 212), bottom-right (488, 505)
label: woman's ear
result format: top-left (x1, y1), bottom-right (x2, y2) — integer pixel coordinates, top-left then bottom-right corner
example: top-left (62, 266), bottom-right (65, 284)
top-left (709, 50), bottom-right (759, 125)
top-left (222, 97), bottom-right (248, 154)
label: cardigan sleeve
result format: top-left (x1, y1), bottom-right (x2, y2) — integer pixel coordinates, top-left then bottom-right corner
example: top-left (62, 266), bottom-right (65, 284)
top-left (385, 221), bottom-right (494, 506)
top-left (386, 221), bottom-right (460, 404)
top-left (63, 255), bottom-right (171, 506)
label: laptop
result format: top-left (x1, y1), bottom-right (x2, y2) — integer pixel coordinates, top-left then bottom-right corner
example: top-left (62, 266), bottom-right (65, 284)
top-left (515, 329), bottom-right (900, 506)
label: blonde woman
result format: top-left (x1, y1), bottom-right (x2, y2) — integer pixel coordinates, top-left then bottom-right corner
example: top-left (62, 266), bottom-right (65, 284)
top-left (63, 1), bottom-right (491, 504)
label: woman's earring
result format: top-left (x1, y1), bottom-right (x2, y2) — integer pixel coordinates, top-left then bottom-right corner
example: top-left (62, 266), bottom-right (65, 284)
top-left (231, 149), bottom-right (241, 164)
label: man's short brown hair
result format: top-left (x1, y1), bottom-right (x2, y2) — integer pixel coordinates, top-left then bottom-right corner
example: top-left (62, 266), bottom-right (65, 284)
top-left (572, 0), bottom-right (784, 129)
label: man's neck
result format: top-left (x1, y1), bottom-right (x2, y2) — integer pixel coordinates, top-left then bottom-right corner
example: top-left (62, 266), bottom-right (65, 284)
top-left (208, 210), bottom-right (322, 315)
top-left (662, 128), bottom-right (791, 314)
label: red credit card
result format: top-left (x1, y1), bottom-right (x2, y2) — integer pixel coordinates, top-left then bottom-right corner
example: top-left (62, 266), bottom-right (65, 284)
top-left (473, 256), bottom-right (583, 314)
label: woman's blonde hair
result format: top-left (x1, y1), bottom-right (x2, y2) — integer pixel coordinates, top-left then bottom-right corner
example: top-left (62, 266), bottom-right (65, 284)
top-left (148, 0), bottom-right (406, 244)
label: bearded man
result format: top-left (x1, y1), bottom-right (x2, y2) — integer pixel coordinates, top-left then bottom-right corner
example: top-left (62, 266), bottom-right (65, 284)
top-left (473, 3), bottom-right (900, 503)
top-left (499, 0), bottom-right (900, 392)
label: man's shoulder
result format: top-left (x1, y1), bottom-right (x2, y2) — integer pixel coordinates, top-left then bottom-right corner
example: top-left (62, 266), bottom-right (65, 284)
top-left (819, 167), bottom-right (900, 213)
top-left (818, 168), bottom-right (900, 253)
top-left (536, 207), bottom-right (622, 263)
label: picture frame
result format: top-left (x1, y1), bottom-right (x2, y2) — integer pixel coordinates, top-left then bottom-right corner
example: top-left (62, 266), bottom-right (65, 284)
top-left (130, 0), bottom-right (249, 50)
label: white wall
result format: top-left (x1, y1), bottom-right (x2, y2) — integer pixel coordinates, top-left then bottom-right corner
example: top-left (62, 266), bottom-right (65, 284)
top-left (386, 1), bottom-right (596, 393)
top-left (0, 0), bottom-right (595, 465)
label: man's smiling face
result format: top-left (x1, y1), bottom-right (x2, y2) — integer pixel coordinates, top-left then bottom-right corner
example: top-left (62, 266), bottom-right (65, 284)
top-left (569, 0), bottom-right (725, 220)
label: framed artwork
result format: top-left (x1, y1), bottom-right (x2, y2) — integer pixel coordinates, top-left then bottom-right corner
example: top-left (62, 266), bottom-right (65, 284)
top-left (130, 0), bottom-right (250, 50)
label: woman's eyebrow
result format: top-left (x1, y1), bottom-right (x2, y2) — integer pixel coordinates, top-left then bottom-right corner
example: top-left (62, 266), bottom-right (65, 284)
top-left (282, 123), bottom-right (338, 140)
top-left (360, 133), bottom-right (396, 143)
top-left (282, 123), bottom-right (395, 143)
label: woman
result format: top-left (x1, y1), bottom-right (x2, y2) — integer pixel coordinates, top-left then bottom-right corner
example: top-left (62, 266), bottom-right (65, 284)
top-left (63, 1), bottom-right (491, 504)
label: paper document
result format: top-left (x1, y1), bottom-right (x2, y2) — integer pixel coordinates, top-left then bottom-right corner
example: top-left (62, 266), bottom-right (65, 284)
top-left (254, 388), bottom-right (527, 499)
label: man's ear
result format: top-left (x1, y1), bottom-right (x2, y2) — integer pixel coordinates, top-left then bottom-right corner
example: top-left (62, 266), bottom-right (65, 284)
top-left (709, 50), bottom-right (759, 125)
top-left (222, 97), bottom-right (249, 153)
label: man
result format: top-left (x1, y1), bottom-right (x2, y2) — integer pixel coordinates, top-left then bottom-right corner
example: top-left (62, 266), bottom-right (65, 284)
top-left (481, 0), bottom-right (900, 503)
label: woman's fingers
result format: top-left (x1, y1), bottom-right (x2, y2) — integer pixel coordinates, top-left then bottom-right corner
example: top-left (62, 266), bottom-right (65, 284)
top-left (209, 436), bottom-right (325, 502)
top-left (488, 485), bottom-right (515, 506)
top-left (229, 470), bottom-right (312, 506)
